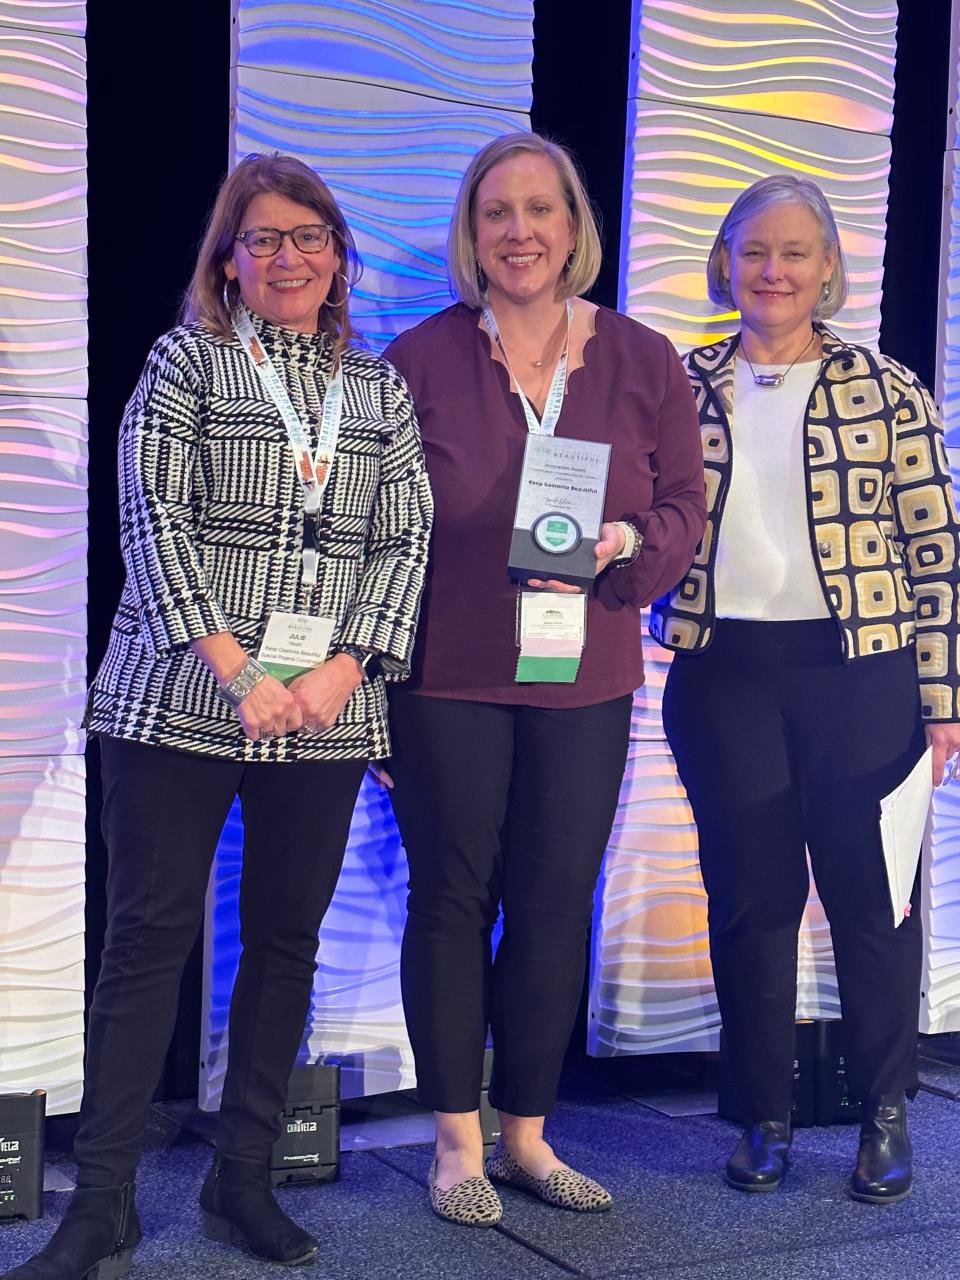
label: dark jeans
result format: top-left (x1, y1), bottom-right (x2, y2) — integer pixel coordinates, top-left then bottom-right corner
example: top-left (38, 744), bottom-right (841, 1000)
top-left (662, 619), bottom-right (925, 1121)
top-left (74, 736), bottom-right (365, 1186)
top-left (389, 690), bottom-right (632, 1117)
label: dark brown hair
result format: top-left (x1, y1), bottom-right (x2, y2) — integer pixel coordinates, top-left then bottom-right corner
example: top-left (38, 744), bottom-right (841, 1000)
top-left (181, 152), bottom-right (361, 356)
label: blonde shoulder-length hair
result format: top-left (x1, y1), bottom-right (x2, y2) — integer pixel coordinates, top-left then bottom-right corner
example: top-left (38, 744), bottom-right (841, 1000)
top-left (448, 132), bottom-right (602, 310)
top-left (706, 173), bottom-right (849, 319)
top-left (181, 152), bottom-right (362, 357)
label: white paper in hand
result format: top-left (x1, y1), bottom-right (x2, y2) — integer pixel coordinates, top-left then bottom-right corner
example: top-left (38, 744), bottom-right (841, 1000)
top-left (879, 746), bottom-right (933, 928)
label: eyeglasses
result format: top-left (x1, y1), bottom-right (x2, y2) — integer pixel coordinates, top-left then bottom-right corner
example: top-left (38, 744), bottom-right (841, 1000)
top-left (235, 224), bottom-right (334, 257)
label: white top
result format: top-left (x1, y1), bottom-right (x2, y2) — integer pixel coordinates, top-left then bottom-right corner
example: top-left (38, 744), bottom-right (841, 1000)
top-left (714, 357), bottom-right (830, 621)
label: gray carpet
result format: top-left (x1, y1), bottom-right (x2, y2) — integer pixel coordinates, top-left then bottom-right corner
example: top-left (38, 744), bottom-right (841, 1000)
top-left (2, 1056), bottom-right (960, 1280)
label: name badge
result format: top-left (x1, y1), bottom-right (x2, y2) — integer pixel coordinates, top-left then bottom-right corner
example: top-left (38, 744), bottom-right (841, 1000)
top-left (515, 590), bottom-right (586, 684)
top-left (258, 611), bottom-right (336, 685)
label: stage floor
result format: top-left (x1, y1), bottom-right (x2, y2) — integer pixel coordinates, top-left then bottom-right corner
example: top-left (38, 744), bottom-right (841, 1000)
top-left (3, 1044), bottom-right (960, 1279)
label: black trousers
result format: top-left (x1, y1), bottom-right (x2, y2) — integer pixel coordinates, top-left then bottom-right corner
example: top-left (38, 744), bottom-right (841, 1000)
top-left (662, 619), bottom-right (925, 1121)
top-left (389, 690), bottom-right (632, 1117)
top-left (74, 736), bottom-right (365, 1187)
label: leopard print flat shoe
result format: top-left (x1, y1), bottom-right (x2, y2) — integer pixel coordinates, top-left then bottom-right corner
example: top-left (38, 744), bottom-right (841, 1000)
top-left (486, 1142), bottom-right (613, 1213)
top-left (427, 1160), bottom-right (503, 1227)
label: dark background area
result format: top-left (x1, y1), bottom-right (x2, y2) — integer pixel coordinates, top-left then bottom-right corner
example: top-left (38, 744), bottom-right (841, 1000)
top-left (82, 0), bottom-right (953, 1103)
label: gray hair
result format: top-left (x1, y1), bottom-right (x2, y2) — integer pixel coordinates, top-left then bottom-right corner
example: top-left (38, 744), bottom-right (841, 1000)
top-left (447, 131), bottom-right (602, 309)
top-left (706, 174), bottom-right (849, 319)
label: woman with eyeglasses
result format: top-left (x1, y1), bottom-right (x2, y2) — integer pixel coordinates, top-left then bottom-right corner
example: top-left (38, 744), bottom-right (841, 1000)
top-left (3, 153), bottom-right (431, 1280)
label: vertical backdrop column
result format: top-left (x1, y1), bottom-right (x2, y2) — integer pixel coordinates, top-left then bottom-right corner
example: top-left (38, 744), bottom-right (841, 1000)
top-left (923, 2), bottom-right (960, 1035)
top-left (199, 0), bottom-right (534, 1107)
top-left (589, 0), bottom-right (899, 1056)
top-left (0, 1), bottom-right (88, 1112)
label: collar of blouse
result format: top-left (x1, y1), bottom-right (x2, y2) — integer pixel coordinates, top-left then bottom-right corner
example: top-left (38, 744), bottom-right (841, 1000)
top-left (243, 308), bottom-right (334, 371)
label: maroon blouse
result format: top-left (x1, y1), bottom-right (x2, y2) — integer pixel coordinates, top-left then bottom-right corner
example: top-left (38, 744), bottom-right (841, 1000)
top-left (385, 303), bottom-right (705, 708)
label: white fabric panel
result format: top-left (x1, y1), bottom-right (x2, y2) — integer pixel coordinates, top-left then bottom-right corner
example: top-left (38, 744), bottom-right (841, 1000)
top-left (0, 754), bottom-right (85, 1112)
top-left (588, 641), bottom-right (840, 1057)
top-left (201, 0), bottom-right (533, 1106)
top-left (0, 24), bottom-right (87, 398)
top-left (0, 396), bottom-right (87, 757)
top-left (233, 67), bottom-right (527, 350)
top-left (592, 0), bottom-right (898, 1059)
top-left (0, 11), bottom-right (86, 1112)
top-left (924, 2), bottom-right (960, 1033)
top-left (620, 103), bottom-right (891, 353)
top-left (632, 0), bottom-right (897, 133)
top-left (200, 782), bottom-right (417, 1108)
top-left (921, 777), bottom-right (960, 1034)
top-left (235, 0), bottom-right (533, 110)
top-left (0, 5), bottom-right (84, 35)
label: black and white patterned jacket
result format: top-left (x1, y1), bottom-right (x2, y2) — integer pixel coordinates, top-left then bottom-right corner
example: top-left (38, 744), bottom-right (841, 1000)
top-left (85, 314), bottom-right (433, 760)
top-left (650, 328), bottom-right (960, 722)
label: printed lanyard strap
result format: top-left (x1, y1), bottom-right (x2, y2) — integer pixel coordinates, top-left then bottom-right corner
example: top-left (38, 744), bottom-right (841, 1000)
top-left (482, 297), bottom-right (573, 437)
top-left (232, 306), bottom-right (344, 586)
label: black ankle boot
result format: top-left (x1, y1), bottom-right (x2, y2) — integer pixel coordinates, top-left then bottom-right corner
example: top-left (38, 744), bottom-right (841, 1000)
top-left (1, 1184), bottom-right (140, 1280)
top-left (849, 1093), bottom-right (912, 1204)
top-left (199, 1155), bottom-right (318, 1266)
top-left (725, 1120), bottom-right (791, 1192)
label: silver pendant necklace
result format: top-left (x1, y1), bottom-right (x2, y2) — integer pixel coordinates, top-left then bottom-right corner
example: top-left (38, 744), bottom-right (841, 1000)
top-left (740, 330), bottom-right (818, 387)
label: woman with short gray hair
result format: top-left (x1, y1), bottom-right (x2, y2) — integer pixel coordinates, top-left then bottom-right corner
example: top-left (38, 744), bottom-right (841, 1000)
top-left (654, 173), bottom-right (960, 1204)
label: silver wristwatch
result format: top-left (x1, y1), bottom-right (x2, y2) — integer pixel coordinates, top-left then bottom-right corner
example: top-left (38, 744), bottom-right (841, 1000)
top-left (217, 657), bottom-right (268, 709)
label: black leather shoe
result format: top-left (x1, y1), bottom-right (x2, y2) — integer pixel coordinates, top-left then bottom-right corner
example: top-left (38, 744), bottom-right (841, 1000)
top-left (725, 1120), bottom-right (791, 1192)
top-left (1, 1184), bottom-right (140, 1280)
top-left (849, 1094), bottom-right (912, 1204)
top-left (200, 1155), bottom-right (318, 1266)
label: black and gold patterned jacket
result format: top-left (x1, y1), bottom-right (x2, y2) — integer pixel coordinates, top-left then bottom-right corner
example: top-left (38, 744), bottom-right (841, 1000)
top-left (650, 327), bottom-right (960, 722)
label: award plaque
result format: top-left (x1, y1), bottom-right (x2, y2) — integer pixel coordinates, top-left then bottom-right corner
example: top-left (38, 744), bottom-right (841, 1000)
top-left (508, 435), bottom-right (611, 586)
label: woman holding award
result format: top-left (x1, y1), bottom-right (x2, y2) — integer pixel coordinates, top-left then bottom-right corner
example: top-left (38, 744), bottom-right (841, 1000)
top-left (655, 174), bottom-right (960, 1203)
top-left (5, 153), bottom-right (431, 1280)
top-left (383, 131), bottom-right (705, 1226)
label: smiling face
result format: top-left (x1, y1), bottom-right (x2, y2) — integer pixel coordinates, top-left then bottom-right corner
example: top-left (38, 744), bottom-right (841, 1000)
top-left (722, 201), bottom-right (837, 344)
top-left (472, 152), bottom-right (577, 309)
top-left (224, 191), bottom-right (340, 333)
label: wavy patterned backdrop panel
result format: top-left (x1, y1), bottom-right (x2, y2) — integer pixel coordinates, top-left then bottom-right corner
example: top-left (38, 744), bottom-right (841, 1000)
top-left (621, 103), bottom-right (891, 351)
top-left (0, 756), bottom-right (85, 1112)
top-left (0, 11), bottom-right (86, 1113)
top-left (942, 152), bottom-right (960, 456)
top-left (924, 2), bottom-right (960, 1034)
top-left (234, 69), bottom-right (524, 350)
top-left (0, 397), bottom-right (87, 757)
top-left (634, 0), bottom-right (898, 133)
top-left (201, 0), bottom-right (532, 1107)
top-left (590, 0), bottom-right (897, 1058)
top-left (0, 3), bottom-right (83, 35)
top-left (236, 0), bottom-right (533, 109)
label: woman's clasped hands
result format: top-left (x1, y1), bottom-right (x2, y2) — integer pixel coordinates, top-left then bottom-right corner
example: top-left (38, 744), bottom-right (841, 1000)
top-left (238, 654), bottom-right (363, 742)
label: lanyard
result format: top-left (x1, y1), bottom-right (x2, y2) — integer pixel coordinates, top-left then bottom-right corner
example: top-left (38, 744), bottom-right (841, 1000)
top-left (481, 297), bottom-right (573, 436)
top-left (232, 306), bottom-right (343, 586)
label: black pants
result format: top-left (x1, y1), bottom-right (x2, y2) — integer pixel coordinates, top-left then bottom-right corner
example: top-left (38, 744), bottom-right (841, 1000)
top-left (389, 690), bottom-right (632, 1117)
top-left (74, 737), bottom-right (365, 1187)
top-left (662, 619), bottom-right (925, 1121)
